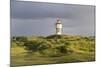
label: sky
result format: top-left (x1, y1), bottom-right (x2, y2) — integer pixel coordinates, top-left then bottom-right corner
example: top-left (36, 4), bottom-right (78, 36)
top-left (11, 0), bottom-right (95, 36)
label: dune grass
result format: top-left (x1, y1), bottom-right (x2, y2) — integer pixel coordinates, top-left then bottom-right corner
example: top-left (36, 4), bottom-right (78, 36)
top-left (11, 35), bottom-right (95, 67)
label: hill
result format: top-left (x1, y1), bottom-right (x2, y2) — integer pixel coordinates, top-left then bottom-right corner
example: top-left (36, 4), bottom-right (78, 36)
top-left (11, 34), bottom-right (95, 66)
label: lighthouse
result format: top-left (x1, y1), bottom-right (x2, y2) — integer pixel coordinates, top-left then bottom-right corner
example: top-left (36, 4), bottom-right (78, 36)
top-left (56, 18), bottom-right (62, 35)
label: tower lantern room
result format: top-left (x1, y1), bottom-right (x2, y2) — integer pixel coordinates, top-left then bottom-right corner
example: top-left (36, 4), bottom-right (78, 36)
top-left (56, 18), bottom-right (62, 35)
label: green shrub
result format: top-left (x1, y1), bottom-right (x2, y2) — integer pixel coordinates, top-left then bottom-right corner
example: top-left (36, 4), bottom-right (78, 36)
top-left (23, 39), bottom-right (52, 52)
top-left (15, 36), bottom-right (28, 42)
top-left (56, 45), bottom-right (67, 53)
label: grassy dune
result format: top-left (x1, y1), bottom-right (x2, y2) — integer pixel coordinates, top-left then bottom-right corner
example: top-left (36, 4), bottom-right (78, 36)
top-left (11, 35), bottom-right (95, 67)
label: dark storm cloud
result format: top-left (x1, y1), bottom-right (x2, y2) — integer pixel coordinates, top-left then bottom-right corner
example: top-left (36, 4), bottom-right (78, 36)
top-left (11, 18), bottom-right (56, 36)
top-left (11, 1), bottom-right (94, 19)
top-left (11, 1), bottom-right (95, 36)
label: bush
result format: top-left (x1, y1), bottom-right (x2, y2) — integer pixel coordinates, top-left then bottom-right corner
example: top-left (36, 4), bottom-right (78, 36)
top-left (16, 36), bottom-right (28, 42)
top-left (24, 41), bottom-right (40, 51)
top-left (56, 45), bottom-right (67, 53)
top-left (23, 39), bottom-right (51, 52)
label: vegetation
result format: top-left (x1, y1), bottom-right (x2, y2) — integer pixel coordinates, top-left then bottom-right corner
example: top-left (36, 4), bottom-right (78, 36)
top-left (11, 35), bottom-right (95, 67)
